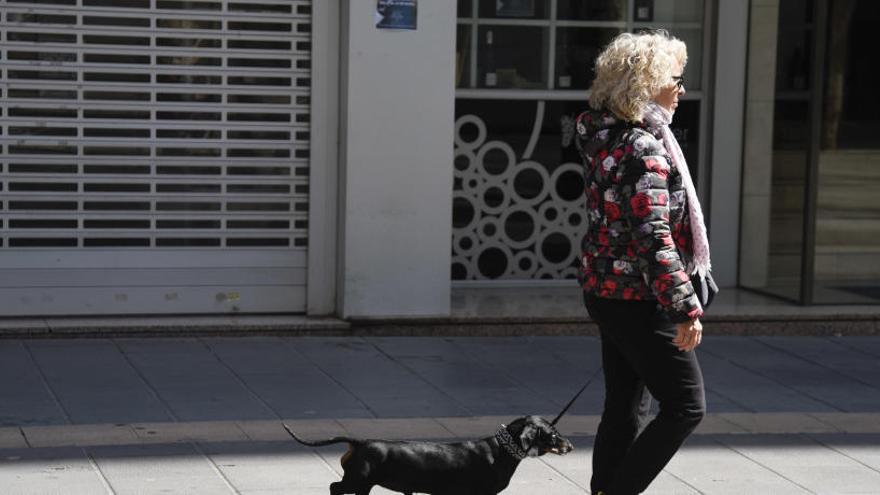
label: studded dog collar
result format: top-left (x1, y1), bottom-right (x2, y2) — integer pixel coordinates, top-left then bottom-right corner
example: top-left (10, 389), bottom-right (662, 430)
top-left (494, 424), bottom-right (528, 460)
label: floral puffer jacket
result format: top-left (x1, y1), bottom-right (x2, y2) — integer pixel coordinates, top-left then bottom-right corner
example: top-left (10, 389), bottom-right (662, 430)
top-left (575, 109), bottom-right (703, 323)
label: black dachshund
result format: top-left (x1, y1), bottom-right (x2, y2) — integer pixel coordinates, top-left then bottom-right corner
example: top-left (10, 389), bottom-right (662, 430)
top-left (284, 415), bottom-right (573, 495)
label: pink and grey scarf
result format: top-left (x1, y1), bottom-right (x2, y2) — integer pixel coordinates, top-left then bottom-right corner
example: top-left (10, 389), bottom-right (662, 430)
top-left (642, 101), bottom-right (712, 278)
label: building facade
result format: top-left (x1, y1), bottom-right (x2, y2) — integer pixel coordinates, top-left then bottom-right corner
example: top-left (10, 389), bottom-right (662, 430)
top-left (0, 0), bottom-right (876, 318)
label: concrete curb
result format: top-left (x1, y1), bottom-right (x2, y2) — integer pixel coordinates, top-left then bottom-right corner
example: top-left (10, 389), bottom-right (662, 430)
top-left (0, 316), bottom-right (351, 338)
top-left (4, 413), bottom-right (879, 450)
top-left (2, 314), bottom-right (877, 337)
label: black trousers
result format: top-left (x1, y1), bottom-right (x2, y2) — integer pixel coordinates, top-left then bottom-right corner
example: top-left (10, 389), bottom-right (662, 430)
top-left (584, 294), bottom-right (706, 495)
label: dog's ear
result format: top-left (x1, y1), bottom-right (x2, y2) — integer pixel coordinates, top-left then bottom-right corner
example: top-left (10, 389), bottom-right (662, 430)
top-left (517, 422), bottom-right (538, 452)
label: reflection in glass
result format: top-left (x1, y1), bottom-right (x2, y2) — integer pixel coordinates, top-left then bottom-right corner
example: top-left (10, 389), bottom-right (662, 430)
top-left (555, 28), bottom-right (622, 90)
top-left (633, 0), bottom-right (703, 23)
top-left (813, 0), bottom-right (880, 303)
top-left (739, 0), bottom-right (811, 301)
top-left (479, 0), bottom-right (548, 19)
top-left (478, 26), bottom-right (547, 89)
top-left (556, 0), bottom-right (625, 20)
top-left (456, 24), bottom-right (472, 88)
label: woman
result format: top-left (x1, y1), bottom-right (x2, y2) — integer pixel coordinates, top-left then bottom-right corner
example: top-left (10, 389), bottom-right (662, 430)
top-left (575, 30), bottom-right (710, 495)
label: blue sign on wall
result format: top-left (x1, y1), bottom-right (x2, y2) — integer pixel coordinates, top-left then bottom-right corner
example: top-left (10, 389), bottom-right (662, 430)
top-left (376, 0), bottom-right (417, 30)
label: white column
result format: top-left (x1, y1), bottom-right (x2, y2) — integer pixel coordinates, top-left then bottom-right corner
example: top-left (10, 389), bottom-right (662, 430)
top-left (337, 0), bottom-right (456, 317)
top-left (737, 0), bottom-right (780, 288)
top-left (307, 0), bottom-right (341, 315)
top-left (708, 0), bottom-right (750, 287)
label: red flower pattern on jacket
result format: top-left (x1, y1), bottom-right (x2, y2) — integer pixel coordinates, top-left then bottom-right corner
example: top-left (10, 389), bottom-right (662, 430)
top-left (575, 110), bottom-right (703, 323)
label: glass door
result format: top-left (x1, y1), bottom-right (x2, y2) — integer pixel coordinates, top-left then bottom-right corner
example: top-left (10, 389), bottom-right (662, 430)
top-left (739, 0), bottom-right (814, 301)
top-left (740, 0), bottom-right (880, 304)
top-left (811, 0), bottom-right (880, 303)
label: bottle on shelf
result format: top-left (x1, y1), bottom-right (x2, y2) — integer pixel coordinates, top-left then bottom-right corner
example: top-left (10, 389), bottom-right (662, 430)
top-left (558, 32), bottom-right (572, 88)
top-left (790, 46), bottom-right (808, 90)
top-left (634, 0), bottom-right (654, 22)
top-left (485, 29), bottom-right (497, 87)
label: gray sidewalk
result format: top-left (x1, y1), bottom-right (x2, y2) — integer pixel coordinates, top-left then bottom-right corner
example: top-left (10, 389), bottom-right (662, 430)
top-left (2, 335), bottom-right (880, 494)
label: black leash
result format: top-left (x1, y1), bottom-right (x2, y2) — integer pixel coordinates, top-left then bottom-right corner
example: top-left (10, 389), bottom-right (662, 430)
top-left (550, 367), bottom-right (602, 426)
top-left (550, 381), bottom-right (588, 426)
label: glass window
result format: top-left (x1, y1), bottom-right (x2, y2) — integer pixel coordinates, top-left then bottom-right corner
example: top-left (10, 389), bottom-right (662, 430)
top-left (813, 0), bottom-right (880, 303)
top-left (634, 0), bottom-right (703, 23)
top-left (739, 0), bottom-right (811, 302)
top-left (453, 99), bottom-right (585, 281)
top-left (456, 24), bottom-right (472, 88)
top-left (477, 26), bottom-right (548, 89)
top-left (557, 0), bottom-right (626, 21)
top-left (555, 28), bottom-right (622, 90)
top-left (478, 0), bottom-right (549, 19)
top-left (675, 28), bottom-right (702, 90)
top-left (455, 0), bottom-right (708, 282)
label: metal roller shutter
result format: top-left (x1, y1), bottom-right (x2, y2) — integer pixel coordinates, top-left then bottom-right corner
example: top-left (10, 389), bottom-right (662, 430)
top-left (0, 0), bottom-right (312, 316)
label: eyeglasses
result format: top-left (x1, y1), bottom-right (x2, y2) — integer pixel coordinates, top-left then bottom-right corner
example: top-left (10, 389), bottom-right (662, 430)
top-left (672, 75), bottom-right (685, 91)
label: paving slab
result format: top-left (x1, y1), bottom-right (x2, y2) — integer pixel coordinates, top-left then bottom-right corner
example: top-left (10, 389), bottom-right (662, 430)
top-left (541, 435), bottom-right (592, 491)
top-left (131, 420), bottom-right (248, 444)
top-left (717, 412), bottom-right (838, 434)
top-left (494, 454), bottom-right (589, 495)
top-left (664, 436), bottom-right (812, 494)
top-left (0, 341), bottom-right (68, 426)
top-left (22, 424), bottom-right (138, 448)
top-left (828, 336), bottom-right (880, 358)
top-left (200, 441), bottom-right (338, 494)
top-left (701, 337), bottom-right (880, 412)
top-left (692, 414), bottom-right (749, 435)
top-left (116, 338), bottom-right (278, 421)
top-left (25, 340), bottom-right (171, 424)
top-left (558, 415), bottom-right (604, 437)
top-left (239, 418), bottom-right (348, 442)
top-left (87, 443), bottom-right (233, 495)
top-left (0, 427), bottom-right (28, 449)
top-left (335, 417), bottom-right (453, 440)
top-left (719, 434), bottom-right (880, 494)
top-left (0, 446), bottom-right (111, 495)
top-left (374, 337), bottom-right (580, 416)
top-left (203, 337), bottom-right (374, 419)
top-left (433, 415), bottom-right (517, 438)
top-left (807, 433), bottom-right (880, 472)
top-left (291, 337), bottom-right (472, 418)
top-left (444, 336), bottom-right (607, 416)
top-left (808, 412), bottom-right (880, 433)
top-left (698, 341), bottom-right (839, 412)
top-left (539, 435), bottom-right (703, 495)
top-left (758, 336), bottom-right (880, 389)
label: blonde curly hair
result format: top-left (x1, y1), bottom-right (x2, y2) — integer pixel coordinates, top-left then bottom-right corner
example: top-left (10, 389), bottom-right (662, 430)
top-left (589, 30), bottom-right (687, 122)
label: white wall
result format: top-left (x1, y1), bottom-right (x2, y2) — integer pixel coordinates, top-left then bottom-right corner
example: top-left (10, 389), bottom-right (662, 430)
top-left (338, 0), bottom-right (456, 317)
top-left (709, 0), bottom-right (750, 288)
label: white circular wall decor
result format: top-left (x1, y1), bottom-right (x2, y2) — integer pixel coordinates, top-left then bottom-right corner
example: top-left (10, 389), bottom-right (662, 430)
top-left (453, 112), bottom-right (586, 280)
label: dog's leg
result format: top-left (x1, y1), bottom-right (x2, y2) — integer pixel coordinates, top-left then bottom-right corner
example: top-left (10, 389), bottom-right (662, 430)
top-left (329, 477), bottom-right (373, 495)
top-left (329, 480), bottom-right (372, 495)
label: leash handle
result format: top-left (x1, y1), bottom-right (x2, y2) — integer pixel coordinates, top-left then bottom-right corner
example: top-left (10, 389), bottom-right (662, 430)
top-left (551, 380), bottom-right (589, 426)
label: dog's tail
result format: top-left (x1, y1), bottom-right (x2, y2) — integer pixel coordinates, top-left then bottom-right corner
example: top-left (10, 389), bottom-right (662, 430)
top-left (282, 423), bottom-right (356, 447)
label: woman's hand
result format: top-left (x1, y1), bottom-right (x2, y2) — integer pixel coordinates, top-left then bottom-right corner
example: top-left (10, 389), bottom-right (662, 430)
top-left (673, 318), bottom-right (702, 352)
